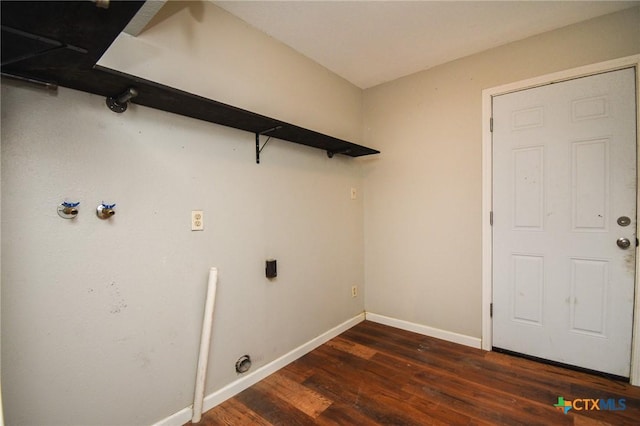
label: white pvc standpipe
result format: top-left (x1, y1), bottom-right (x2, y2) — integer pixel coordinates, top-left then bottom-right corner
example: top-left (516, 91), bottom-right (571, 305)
top-left (191, 267), bottom-right (218, 423)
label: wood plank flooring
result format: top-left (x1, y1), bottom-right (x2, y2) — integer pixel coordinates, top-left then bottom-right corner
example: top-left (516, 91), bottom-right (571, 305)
top-left (189, 321), bottom-right (640, 425)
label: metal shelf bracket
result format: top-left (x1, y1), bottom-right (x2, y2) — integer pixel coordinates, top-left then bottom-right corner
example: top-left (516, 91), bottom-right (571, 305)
top-left (327, 148), bottom-right (352, 158)
top-left (255, 126), bottom-right (282, 164)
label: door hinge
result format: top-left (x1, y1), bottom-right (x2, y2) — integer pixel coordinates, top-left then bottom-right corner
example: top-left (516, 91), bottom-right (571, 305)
top-left (490, 117), bottom-right (493, 132)
top-left (490, 211), bottom-right (493, 226)
top-left (490, 303), bottom-right (493, 318)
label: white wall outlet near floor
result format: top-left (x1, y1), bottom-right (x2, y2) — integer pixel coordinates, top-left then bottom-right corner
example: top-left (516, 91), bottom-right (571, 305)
top-left (191, 210), bottom-right (204, 231)
top-left (350, 187), bottom-right (357, 200)
top-left (351, 286), bottom-right (358, 298)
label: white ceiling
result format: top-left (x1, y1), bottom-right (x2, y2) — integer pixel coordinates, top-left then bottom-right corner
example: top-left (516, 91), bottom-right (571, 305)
top-left (213, 1), bottom-right (639, 89)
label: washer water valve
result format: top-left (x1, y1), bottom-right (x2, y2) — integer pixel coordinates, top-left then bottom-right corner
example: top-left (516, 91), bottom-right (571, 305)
top-left (96, 202), bottom-right (116, 219)
top-left (57, 201), bottom-right (80, 219)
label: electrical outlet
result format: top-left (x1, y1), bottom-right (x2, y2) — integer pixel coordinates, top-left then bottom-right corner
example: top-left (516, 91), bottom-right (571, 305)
top-left (351, 285), bottom-right (358, 298)
top-left (191, 210), bottom-right (204, 231)
top-left (350, 187), bottom-right (357, 200)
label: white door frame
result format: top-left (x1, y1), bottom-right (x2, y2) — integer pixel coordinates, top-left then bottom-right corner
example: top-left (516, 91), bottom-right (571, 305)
top-left (482, 54), bottom-right (640, 385)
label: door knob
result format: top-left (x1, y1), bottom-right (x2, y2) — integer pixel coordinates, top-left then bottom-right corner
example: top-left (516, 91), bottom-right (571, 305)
top-left (617, 237), bottom-right (631, 249)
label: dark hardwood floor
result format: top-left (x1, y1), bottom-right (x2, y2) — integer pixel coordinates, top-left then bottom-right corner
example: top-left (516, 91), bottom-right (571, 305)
top-left (190, 320), bottom-right (640, 425)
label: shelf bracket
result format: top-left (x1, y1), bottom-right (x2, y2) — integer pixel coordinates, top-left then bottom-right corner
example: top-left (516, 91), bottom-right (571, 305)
top-left (255, 126), bottom-right (282, 164)
top-left (327, 148), bottom-right (352, 158)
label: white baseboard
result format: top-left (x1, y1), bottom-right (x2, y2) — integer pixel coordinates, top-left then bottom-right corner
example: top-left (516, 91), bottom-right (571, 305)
top-left (152, 312), bottom-right (365, 426)
top-left (152, 406), bottom-right (192, 426)
top-left (365, 312), bottom-right (481, 349)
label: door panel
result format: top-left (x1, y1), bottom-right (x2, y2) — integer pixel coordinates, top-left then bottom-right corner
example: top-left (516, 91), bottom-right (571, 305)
top-left (570, 258), bottom-right (607, 336)
top-left (513, 146), bottom-right (544, 230)
top-left (572, 139), bottom-right (609, 231)
top-left (512, 254), bottom-right (544, 325)
top-left (492, 68), bottom-right (637, 377)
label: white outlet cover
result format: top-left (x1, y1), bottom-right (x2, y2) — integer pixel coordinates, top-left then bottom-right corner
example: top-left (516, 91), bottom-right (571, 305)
top-left (191, 210), bottom-right (204, 231)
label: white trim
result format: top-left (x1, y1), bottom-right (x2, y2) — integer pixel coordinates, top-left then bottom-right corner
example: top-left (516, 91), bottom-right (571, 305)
top-left (152, 407), bottom-right (190, 426)
top-left (481, 54), bottom-right (640, 385)
top-left (152, 313), bottom-right (365, 426)
top-left (632, 58), bottom-right (640, 387)
top-left (482, 89), bottom-right (493, 352)
top-left (365, 312), bottom-right (482, 349)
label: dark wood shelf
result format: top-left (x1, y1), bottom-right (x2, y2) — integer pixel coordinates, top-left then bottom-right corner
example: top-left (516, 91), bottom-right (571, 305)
top-left (1, 1), bottom-right (379, 161)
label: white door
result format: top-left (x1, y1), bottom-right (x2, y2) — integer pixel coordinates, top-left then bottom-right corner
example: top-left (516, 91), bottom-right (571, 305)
top-left (492, 68), bottom-right (637, 377)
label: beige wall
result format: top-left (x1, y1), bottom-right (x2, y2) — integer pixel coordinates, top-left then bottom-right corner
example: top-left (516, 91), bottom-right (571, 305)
top-left (362, 7), bottom-right (640, 338)
top-left (1, 2), bottom-right (365, 425)
top-left (1, 81), bottom-right (365, 426)
top-left (99, 1), bottom-right (363, 144)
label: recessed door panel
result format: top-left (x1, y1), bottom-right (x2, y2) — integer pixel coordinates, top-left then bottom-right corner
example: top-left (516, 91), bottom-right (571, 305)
top-left (512, 254), bottom-right (544, 325)
top-left (513, 147), bottom-right (544, 230)
top-left (571, 139), bottom-right (609, 231)
top-left (570, 258), bottom-right (608, 336)
top-left (512, 106), bottom-right (544, 130)
top-left (572, 96), bottom-right (608, 122)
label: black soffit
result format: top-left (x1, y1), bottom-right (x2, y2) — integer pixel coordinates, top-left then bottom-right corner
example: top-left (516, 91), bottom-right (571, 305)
top-left (1, 1), bottom-right (380, 161)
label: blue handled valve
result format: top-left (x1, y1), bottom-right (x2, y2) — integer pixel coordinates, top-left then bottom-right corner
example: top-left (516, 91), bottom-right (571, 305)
top-left (96, 202), bottom-right (116, 219)
top-left (58, 201), bottom-right (80, 219)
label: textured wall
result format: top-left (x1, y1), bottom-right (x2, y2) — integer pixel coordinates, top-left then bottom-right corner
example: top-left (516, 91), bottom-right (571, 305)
top-left (1, 81), bottom-right (364, 425)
